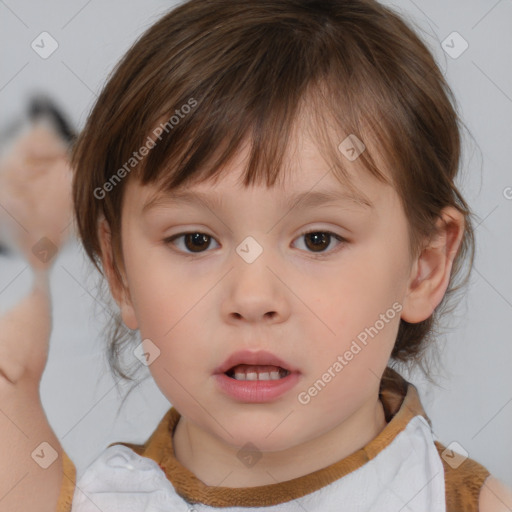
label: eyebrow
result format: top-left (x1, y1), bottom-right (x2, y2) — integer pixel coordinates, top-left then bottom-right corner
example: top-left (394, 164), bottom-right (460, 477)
top-left (142, 188), bottom-right (373, 214)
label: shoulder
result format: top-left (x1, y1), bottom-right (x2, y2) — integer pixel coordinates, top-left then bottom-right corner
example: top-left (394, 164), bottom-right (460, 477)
top-left (479, 475), bottom-right (512, 512)
top-left (433, 440), bottom-right (512, 512)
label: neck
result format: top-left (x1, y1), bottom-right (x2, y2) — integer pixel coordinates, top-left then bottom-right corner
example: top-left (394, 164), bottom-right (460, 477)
top-left (172, 395), bottom-right (387, 488)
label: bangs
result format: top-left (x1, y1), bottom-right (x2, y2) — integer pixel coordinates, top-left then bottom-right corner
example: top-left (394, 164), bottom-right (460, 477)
top-left (131, 77), bottom-right (391, 206)
top-left (99, 2), bottom-right (399, 201)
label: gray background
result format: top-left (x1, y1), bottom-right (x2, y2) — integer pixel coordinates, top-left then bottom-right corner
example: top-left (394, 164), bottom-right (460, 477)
top-left (0, 0), bottom-right (511, 488)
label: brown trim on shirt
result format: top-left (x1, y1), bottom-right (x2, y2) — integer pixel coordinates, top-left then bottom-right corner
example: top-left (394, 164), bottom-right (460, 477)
top-left (56, 449), bottom-right (76, 512)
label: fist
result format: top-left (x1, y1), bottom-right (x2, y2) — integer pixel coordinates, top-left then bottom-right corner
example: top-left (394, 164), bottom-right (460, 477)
top-left (0, 122), bottom-right (74, 270)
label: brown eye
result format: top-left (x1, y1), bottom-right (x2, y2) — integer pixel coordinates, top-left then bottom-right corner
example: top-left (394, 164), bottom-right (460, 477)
top-left (184, 233), bottom-right (211, 252)
top-left (165, 232), bottom-right (218, 254)
top-left (304, 232), bottom-right (330, 252)
top-left (294, 231), bottom-right (345, 255)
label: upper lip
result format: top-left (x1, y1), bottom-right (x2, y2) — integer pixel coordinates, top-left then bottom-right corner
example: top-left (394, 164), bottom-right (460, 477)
top-left (214, 349), bottom-right (299, 375)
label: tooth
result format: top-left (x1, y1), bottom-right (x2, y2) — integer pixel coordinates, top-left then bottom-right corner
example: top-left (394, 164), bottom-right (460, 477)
top-left (231, 368), bottom-right (289, 381)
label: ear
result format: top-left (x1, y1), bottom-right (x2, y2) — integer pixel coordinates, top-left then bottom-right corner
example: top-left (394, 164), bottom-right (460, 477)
top-left (97, 218), bottom-right (138, 330)
top-left (401, 206), bottom-right (465, 323)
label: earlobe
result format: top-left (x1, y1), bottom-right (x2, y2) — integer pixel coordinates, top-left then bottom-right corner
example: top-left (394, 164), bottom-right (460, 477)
top-left (401, 207), bottom-right (465, 323)
top-left (119, 302), bottom-right (138, 331)
top-left (97, 218), bottom-right (139, 331)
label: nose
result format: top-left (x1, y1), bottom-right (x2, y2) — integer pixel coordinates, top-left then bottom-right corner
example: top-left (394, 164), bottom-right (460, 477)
top-left (221, 248), bottom-right (290, 325)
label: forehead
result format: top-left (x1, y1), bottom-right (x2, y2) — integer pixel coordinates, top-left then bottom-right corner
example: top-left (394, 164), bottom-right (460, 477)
top-left (126, 130), bottom-right (392, 217)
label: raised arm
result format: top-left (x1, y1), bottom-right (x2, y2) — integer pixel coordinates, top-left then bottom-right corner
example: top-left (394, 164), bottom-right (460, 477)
top-left (0, 116), bottom-right (74, 512)
top-left (0, 271), bottom-right (66, 512)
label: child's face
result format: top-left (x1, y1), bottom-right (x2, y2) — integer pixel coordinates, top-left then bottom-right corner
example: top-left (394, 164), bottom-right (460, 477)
top-left (115, 131), bottom-right (417, 455)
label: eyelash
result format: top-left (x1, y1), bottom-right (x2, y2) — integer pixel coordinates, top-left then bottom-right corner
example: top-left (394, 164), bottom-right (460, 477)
top-left (163, 230), bottom-right (347, 258)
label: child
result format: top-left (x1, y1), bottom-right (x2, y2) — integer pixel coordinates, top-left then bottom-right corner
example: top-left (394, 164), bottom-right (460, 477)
top-left (1, 0), bottom-right (511, 511)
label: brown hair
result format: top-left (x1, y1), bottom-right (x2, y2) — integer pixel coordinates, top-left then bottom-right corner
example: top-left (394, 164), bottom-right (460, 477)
top-left (71, 0), bottom-right (476, 390)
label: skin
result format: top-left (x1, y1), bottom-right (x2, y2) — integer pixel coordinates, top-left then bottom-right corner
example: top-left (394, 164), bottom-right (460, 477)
top-left (100, 122), bottom-right (467, 488)
top-left (0, 122), bottom-right (73, 266)
top-left (0, 120), bottom-right (72, 512)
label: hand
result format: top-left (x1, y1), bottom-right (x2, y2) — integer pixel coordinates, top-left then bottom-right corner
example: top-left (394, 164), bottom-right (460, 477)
top-left (0, 122), bottom-right (73, 270)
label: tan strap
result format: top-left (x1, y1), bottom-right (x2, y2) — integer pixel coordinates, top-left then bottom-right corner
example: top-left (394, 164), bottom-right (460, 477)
top-left (434, 440), bottom-right (490, 512)
top-left (56, 450), bottom-right (76, 512)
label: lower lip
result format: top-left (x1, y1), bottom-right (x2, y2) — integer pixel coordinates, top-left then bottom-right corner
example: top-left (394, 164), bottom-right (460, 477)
top-left (214, 372), bottom-right (301, 402)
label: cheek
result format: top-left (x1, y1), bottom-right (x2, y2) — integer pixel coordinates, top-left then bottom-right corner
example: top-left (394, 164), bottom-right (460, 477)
top-left (123, 246), bottom-right (180, 338)
top-left (302, 253), bottom-right (403, 354)
top-left (126, 243), bottom-right (228, 335)
top-left (131, 285), bottom-right (187, 344)
top-left (124, 251), bottom-right (216, 365)
top-left (308, 256), bottom-right (388, 314)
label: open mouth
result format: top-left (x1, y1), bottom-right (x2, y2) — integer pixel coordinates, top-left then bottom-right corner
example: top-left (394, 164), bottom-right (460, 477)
top-left (225, 364), bottom-right (291, 381)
